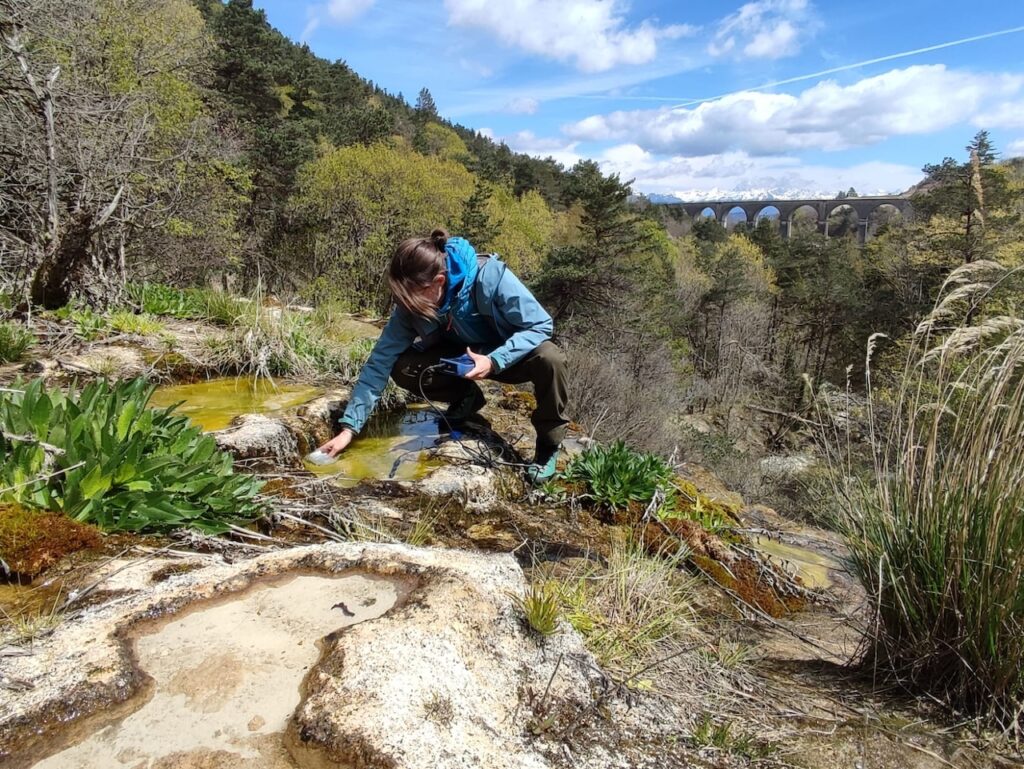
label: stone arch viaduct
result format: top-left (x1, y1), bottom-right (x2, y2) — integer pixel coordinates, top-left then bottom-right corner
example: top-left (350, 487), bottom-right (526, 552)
top-left (669, 196), bottom-right (912, 243)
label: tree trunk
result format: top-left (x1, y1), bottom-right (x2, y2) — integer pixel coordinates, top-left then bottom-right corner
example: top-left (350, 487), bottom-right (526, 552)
top-left (29, 208), bottom-right (123, 309)
top-left (29, 210), bottom-right (93, 308)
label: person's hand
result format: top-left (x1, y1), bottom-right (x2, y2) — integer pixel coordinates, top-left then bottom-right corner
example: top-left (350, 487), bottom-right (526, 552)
top-left (319, 428), bottom-right (354, 457)
top-left (464, 348), bottom-right (493, 380)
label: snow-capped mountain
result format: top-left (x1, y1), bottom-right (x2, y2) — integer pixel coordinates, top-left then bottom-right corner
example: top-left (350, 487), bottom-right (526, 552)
top-left (641, 185), bottom-right (905, 203)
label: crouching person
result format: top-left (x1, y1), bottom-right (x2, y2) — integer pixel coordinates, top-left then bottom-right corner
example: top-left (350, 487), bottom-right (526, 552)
top-left (317, 228), bottom-right (568, 482)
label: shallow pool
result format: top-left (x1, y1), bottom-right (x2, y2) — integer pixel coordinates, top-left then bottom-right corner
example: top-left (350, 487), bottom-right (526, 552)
top-left (305, 405), bottom-right (445, 487)
top-left (149, 378), bottom-right (323, 432)
top-left (753, 536), bottom-right (841, 590)
top-left (28, 572), bottom-right (401, 769)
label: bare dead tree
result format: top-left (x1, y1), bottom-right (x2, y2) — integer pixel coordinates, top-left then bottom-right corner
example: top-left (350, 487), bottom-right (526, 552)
top-left (0, 0), bottom-right (215, 307)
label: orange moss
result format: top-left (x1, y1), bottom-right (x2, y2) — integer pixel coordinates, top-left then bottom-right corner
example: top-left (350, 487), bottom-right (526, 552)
top-left (691, 554), bottom-right (805, 618)
top-left (0, 505), bottom-right (102, 579)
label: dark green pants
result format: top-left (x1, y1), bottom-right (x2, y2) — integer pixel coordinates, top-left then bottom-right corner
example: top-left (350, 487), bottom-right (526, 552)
top-left (390, 341), bottom-right (569, 453)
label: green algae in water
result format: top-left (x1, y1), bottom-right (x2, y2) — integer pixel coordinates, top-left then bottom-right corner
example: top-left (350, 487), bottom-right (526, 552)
top-left (753, 536), bottom-right (841, 590)
top-left (306, 406), bottom-right (443, 487)
top-left (148, 378), bottom-right (323, 432)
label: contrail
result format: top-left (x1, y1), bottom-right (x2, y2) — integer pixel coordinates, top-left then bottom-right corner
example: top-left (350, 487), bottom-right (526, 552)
top-left (581, 25), bottom-right (1024, 108)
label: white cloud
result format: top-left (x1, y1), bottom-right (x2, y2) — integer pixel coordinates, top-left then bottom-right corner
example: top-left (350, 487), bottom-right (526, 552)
top-left (502, 131), bottom-right (583, 167)
top-left (709, 0), bottom-right (815, 60)
top-left (974, 100), bottom-right (1024, 129)
top-left (1008, 139), bottom-right (1024, 157)
top-left (503, 97), bottom-right (540, 114)
top-left (302, 0), bottom-right (374, 39)
top-left (458, 58), bottom-right (494, 78)
top-left (444, 0), bottom-right (696, 73)
top-left (492, 128), bottom-right (921, 196)
top-left (564, 65), bottom-right (1024, 155)
top-left (326, 0), bottom-right (376, 23)
top-left (595, 146), bottom-right (922, 198)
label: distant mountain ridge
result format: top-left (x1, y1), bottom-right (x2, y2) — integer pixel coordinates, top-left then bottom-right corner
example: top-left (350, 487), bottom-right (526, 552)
top-left (640, 186), bottom-right (914, 203)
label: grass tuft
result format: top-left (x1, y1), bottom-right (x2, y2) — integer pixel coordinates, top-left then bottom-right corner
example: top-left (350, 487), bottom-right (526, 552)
top-left (820, 261), bottom-right (1024, 730)
top-left (555, 537), bottom-right (694, 675)
top-left (0, 320), bottom-right (34, 363)
top-left (108, 310), bottom-right (165, 336)
top-left (513, 581), bottom-right (561, 637)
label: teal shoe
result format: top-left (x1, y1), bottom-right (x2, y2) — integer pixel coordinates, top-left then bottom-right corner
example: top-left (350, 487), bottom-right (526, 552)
top-left (525, 451), bottom-right (559, 484)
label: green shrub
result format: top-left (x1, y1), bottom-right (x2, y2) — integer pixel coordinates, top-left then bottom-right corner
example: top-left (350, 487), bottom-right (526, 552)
top-left (822, 261), bottom-right (1024, 729)
top-left (51, 306), bottom-right (108, 341)
top-left (563, 440), bottom-right (674, 510)
top-left (0, 321), bottom-right (34, 363)
top-left (0, 378), bottom-right (265, 533)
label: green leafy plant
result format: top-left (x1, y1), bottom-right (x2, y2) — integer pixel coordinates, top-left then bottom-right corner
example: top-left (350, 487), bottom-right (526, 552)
top-left (108, 309), bottom-right (165, 336)
top-left (512, 581), bottom-right (561, 637)
top-left (562, 440), bottom-right (674, 510)
top-left (0, 378), bottom-right (265, 533)
top-left (54, 306), bottom-right (108, 341)
top-left (660, 492), bottom-right (732, 534)
top-left (126, 282), bottom-right (206, 319)
top-left (0, 321), bottom-right (34, 363)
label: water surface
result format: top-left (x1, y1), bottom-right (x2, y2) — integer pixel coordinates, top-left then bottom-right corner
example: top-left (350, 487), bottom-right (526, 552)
top-left (305, 406), bottom-right (444, 487)
top-left (149, 378), bottom-right (322, 432)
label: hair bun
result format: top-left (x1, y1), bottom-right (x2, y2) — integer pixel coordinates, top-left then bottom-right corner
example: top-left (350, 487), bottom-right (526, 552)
top-left (430, 228), bottom-right (449, 250)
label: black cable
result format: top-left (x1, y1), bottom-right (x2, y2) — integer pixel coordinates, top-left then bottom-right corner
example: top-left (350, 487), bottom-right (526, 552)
top-left (414, 363), bottom-right (537, 472)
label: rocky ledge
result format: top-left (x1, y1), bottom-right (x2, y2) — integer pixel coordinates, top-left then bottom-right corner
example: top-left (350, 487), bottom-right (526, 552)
top-left (1, 543), bottom-right (617, 769)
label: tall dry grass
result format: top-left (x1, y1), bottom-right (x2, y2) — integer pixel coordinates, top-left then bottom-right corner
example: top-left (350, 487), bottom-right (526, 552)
top-left (822, 260), bottom-right (1024, 732)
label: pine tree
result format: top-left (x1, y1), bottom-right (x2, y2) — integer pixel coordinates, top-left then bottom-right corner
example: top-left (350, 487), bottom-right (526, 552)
top-left (459, 181), bottom-right (500, 248)
top-left (414, 87), bottom-right (438, 122)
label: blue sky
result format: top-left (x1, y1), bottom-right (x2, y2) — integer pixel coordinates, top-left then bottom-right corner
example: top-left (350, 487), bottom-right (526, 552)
top-left (253, 0), bottom-right (1024, 199)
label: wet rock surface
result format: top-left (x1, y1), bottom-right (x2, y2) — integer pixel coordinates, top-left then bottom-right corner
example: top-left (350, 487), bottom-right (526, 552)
top-left (1, 544), bottom-right (604, 769)
top-left (214, 413), bottom-right (302, 468)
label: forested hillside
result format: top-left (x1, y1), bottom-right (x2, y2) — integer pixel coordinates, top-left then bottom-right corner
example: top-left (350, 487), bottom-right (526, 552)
top-left (5, 1), bottom-right (1022, 439)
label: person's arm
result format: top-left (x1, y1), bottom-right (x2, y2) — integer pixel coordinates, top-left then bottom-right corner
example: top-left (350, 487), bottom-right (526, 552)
top-left (480, 264), bottom-right (554, 373)
top-left (320, 309), bottom-right (416, 455)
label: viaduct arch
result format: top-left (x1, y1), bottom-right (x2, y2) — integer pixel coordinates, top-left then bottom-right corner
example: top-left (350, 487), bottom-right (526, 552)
top-left (671, 196), bottom-right (912, 243)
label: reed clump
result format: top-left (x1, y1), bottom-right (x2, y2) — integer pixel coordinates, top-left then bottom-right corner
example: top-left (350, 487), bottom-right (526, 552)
top-left (822, 260), bottom-right (1024, 731)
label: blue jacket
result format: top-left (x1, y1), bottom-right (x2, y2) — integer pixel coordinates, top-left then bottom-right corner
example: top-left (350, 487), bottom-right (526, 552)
top-left (339, 237), bottom-right (553, 434)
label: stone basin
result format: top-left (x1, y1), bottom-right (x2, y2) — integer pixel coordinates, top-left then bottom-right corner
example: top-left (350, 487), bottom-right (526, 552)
top-left (29, 572), bottom-right (400, 769)
top-left (2, 544), bottom-right (600, 769)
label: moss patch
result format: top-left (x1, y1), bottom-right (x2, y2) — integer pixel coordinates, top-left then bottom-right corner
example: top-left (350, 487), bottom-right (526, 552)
top-left (0, 505), bottom-right (102, 579)
top-left (691, 554), bottom-right (806, 618)
top-left (496, 386), bottom-right (537, 415)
